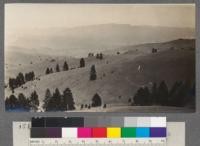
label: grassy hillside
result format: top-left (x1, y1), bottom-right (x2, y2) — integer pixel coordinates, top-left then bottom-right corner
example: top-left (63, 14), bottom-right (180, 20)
top-left (5, 48), bottom-right (195, 110)
top-left (4, 39), bottom-right (195, 112)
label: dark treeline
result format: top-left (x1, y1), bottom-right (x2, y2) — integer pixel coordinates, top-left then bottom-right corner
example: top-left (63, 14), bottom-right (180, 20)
top-left (45, 58), bottom-right (85, 75)
top-left (47, 62), bottom-right (97, 82)
top-left (152, 48), bottom-right (158, 53)
top-left (88, 53), bottom-right (103, 60)
top-left (43, 88), bottom-right (75, 111)
top-left (6, 80), bottom-right (194, 111)
top-left (88, 52), bottom-right (103, 59)
top-left (46, 67), bottom-right (54, 74)
top-left (42, 89), bottom-right (103, 111)
top-left (133, 80), bottom-right (195, 107)
top-left (96, 53), bottom-right (103, 60)
top-left (5, 90), bottom-right (39, 111)
top-left (5, 88), bottom-right (104, 111)
top-left (9, 71), bottom-right (35, 91)
top-left (88, 53), bottom-right (94, 57)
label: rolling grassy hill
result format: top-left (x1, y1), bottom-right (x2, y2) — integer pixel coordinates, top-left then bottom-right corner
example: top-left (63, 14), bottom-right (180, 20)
top-left (5, 39), bottom-right (195, 111)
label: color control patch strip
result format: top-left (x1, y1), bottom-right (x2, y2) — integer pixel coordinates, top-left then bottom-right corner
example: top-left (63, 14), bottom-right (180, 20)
top-left (30, 117), bottom-right (166, 138)
top-left (31, 127), bottom-right (166, 138)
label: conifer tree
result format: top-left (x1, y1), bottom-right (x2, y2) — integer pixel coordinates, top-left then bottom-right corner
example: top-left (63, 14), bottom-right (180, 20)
top-left (43, 88), bottom-right (52, 110)
top-left (90, 65), bottom-right (97, 80)
top-left (99, 53), bottom-right (103, 59)
top-left (8, 94), bottom-right (18, 109)
top-left (50, 68), bottom-right (53, 73)
top-left (80, 58), bottom-right (85, 68)
top-left (62, 88), bottom-right (75, 110)
top-left (134, 87), bottom-right (150, 106)
top-left (157, 81), bottom-right (169, 105)
top-left (29, 91), bottom-right (39, 110)
top-left (151, 83), bottom-right (158, 105)
top-left (56, 64), bottom-right (60, 72)
top-left (63, 61), bottom-right (69, 71)
top-left (18, 93), bottom-right (27, 108)
top-left (18, 72), bottom-right (25, 85)
top-left (53, 88), bottom-right (62, 110)
top-left (96, 53), bottom-right (100, 59)
top-left (91, 93), bottom-right (102, 107)
top-left (46, 68), bottom-right (50, 74)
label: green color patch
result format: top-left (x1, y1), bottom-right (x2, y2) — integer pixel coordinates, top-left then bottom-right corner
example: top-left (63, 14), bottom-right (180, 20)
top-left (121, 127), bottom-right (136, 138)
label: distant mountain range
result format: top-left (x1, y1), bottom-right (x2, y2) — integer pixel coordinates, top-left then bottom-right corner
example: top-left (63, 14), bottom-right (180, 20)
top-left (6, 24), bottom-right (195, 57)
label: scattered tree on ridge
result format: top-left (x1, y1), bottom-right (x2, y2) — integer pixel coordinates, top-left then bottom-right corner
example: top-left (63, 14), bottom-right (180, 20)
top-left (63, 61), bottom-right (69, 71)
top-left (80, 58), bottom-right (85, 68)
top-left (90, 65), bottom-right (97, 80)
top-left (91, 93), bottom-right (102, 107)
top-left (56, 64), bottom-right (60, 72)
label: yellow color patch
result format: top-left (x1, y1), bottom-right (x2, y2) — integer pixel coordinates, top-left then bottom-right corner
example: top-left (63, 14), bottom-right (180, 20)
top-left (107, 127), bottom-right (121, 138)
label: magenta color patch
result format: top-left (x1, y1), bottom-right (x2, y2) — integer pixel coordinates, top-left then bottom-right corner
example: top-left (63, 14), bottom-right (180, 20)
top-left (78, 128), bottom-right (92, 138)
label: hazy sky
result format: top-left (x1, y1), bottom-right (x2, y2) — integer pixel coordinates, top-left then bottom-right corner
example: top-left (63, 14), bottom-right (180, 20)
top-left (5, 4), bottom-right (195, 31)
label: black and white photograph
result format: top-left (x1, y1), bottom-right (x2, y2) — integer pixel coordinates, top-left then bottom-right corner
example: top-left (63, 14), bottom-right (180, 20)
top-left (4, 4), bottom-right (195, 112)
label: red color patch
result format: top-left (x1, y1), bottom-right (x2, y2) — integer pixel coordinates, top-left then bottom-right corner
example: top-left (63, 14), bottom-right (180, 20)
top-left (92, 127), bottom-right (107, 138)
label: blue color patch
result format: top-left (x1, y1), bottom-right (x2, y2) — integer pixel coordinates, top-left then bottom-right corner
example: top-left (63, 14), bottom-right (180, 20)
top-left (136, 128), bottom-right (150, 137)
